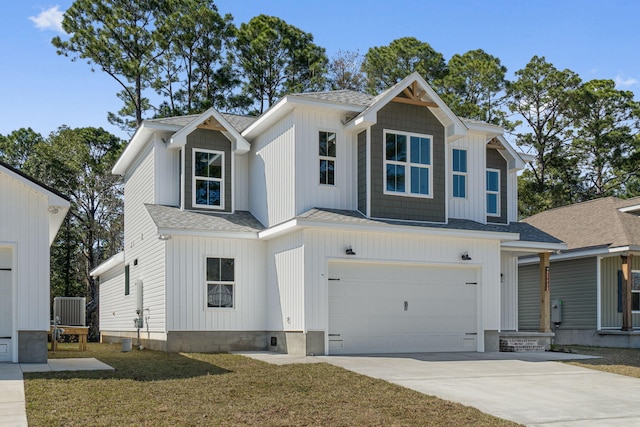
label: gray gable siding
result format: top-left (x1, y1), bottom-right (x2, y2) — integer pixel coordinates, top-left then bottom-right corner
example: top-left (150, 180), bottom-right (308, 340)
top-left (519, 257), bottom-right (597, 331)
top-left (486, 148), bottom-right (507, 224)
top-left (357, 131), bottom-right (367, 215)
top-left (369, 102), bottom-right (445, 222)
top-left (184, 128), bottom-right (232, 213)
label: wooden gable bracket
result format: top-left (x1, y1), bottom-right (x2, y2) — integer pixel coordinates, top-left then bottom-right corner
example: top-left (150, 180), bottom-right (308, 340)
top-left (197, 116), bottom-right (226, 132)
top-left (392, 81), bottom-right (439, 108)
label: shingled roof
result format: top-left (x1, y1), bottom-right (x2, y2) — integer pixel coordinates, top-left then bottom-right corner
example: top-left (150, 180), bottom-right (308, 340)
top-left (145, 204), bottom-right (264, 234)
top-left (298, 208), bottom-right (563, 244)
top-left (146, 113), bottom-right (258, 133)
top-left (522, 197), bottom-right (640, 251)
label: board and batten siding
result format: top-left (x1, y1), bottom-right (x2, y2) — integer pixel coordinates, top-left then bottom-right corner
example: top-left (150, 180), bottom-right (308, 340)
top-left (448, 132), bottom-right (487, 223)
top-left (265, 231), bottom-right (305, 331)
top-left (165, 236), bottom-right (267, 331)
top-left (500, 252), bottom-right (518, 331)
top-left (153, 136), bottom-right (180, 207)
top-left (518, 257), bottom-right (597, 330)
top-left (97, 262), bottom-right (129, 331)
top-left (123, 143), bottom-right (167, 334)
top-left (248, 112), bottom-right (296, 227)
top-left (301, 228), bottom-right (503, 344)
top-left (506, 169), bottom-right (518, 223)
top-left (293, 109), bottom-right (355, 214)
top-left (600, 255), bottom-right (640, 328)
top-left (0, 173), bottom-right (50, 331)
top-left (235, 153), bottom-right (250, 211)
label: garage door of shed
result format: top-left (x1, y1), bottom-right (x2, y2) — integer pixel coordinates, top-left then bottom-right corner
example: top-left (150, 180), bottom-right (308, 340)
top-left (328, 262), bottom-right (478, 354)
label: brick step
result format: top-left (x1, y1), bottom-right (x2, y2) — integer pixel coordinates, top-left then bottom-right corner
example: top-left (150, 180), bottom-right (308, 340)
top-left (499, 338), bottom-right (546, 353)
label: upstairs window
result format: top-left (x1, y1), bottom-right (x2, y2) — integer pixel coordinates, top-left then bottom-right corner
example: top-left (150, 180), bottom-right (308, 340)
top-left (206, 257), bottom-right (235, 309)
top-left (486, 169), bottom-right (500, 216)
top-left (319, 131), bottom-right (336, 185)
top-left (384, 130), bottom-right (432, 197)
top-left (193, 149), bottom-right (224, 209)
top-left (452, 149), bottom-right (467, 198)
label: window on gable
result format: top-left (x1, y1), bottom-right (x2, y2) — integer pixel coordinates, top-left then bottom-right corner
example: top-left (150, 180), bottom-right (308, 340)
top-left (452, 149), bottom-right (467, 198)
top-left (384, 130), bottom-right (432, 197)
top-left (193, 149), bottom-right (224, 209)
top-left (319, 131), bottom-right (336, 185)
top-left (486, 169), bottom-right (500, 216)
top-left (206, 257), bottom-right (235, 308)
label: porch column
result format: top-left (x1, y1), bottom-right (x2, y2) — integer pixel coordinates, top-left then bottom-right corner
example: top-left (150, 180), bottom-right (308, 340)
top-left (539, 252), bottom-right (551, 333)
top-left (621, 254), bottom-right (633, 331)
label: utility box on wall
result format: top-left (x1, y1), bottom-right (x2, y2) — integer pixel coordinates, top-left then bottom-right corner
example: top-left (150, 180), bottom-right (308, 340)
top-left (551, 299), bottom-right (562, 324)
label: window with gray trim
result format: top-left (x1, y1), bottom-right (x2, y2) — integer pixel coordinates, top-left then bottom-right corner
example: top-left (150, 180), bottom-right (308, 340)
top-left (193, 149), bottom-right (224, 209)
top-left (384, 130), bottom-right (432, 196)
top-left (486, 169), bottom-right (500, 216)
top-left (206, 257), bottom-right (234, 308)
top-left (319, 131), bottom-right (336, 185)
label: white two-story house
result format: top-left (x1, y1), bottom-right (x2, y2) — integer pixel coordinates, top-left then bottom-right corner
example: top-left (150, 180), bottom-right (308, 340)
top-left (91, 73), bottom-right (563, 355)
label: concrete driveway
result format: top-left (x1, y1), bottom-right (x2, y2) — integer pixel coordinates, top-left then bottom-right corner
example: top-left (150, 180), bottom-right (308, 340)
top-left (240, 351), bottom-right (640, 426)
top-left (322, 353), bottom-right (640, 426)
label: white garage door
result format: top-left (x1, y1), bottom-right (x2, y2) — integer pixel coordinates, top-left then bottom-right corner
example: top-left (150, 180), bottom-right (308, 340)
top-left (328, 262), bottom-right (478, 354)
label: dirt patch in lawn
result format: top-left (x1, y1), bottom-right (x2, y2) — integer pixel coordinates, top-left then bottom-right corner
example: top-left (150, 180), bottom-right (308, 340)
top-left (558, 345), bottom-right (640, 378)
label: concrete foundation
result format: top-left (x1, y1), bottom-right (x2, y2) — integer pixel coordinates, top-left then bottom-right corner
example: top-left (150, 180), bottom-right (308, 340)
top-left (102, 330), bottom-right (327, 355)
top-left (500, 331), bottom-right (554, 351)
top-left (18, 330), bottom-right (48, 363)
top-left (484, 330), bottom-right (500, 352)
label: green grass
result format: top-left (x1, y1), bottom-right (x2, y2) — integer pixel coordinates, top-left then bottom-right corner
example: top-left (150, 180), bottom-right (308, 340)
top-left (24, 343), bottom-right (518, 426)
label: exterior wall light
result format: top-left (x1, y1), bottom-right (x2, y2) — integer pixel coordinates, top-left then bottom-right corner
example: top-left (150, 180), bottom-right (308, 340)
top-left (461, 252), bottom-right (471, 261)
top-left (345, 245), bottom-right (356, 255)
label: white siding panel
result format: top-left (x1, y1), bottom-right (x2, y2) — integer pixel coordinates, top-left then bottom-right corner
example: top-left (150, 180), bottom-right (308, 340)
top-left (265, 231), bottom-right (305, 331)
top-left (248, 113), bottom-right (296, 227)
top-left (235, 153), bottom-right (249, 210)
top-left (302, 228), bottom-right (502, 351)
top-left (507, 170), bottom-right (518, 222)
top-left (500, 252), bottom-right (518, 330)
top-left (154, 137), bottom-right (180, 206)
top-left (294, 109), bottom-right (355, 214)
top-left (0, 173), bottom-right (50, 331)
top-left (166, 236), bottom-right (267, 331)
top-left (97, 263), bottom-right (130, 331)
top-left (449, 132), bottom-right (486, 223)
top-left (122, 143), bottom-right (167, 333)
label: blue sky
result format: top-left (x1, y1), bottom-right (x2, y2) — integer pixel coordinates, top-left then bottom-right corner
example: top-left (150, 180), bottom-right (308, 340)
top-left (2, 1), bottom-right (639, 141)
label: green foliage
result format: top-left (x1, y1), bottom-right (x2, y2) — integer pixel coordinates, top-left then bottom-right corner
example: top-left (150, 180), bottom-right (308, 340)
top-left (235, 14), bottom-right (328, 113)
top-left (53, 0), bottom-right (174, 130)
top-left (327, 50), bottom-right (365, 91)
top-left (507, 56), bottom-right (582, 215)
top-left (0, 128), bottom-right (44, 168)
top-left (438, 49), bottom-right (510, 128)
top-left (362, 37), bottom-right (447, 94)
top-left (568, 79), bottom-right (640, 198)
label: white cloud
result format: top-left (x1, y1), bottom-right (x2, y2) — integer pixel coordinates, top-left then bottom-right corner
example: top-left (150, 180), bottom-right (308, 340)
top-left (615, 74), bottom-right (639, 89)
top-left (29, 6), bottom-right (65, 33)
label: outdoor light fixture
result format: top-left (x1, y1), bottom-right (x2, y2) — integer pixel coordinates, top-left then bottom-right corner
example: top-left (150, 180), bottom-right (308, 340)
top-left (157, 234), bottom-right (172, 241)
top-left (345, 245), bottom-right (356, 256)
top-left (461, 252), bottom-right (471, 261)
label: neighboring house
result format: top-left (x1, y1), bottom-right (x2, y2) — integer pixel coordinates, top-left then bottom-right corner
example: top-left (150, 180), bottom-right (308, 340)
top-left (520, 196), bottom-right (640, 347)
top-left (91, 73), bottom-right (563, 356)
top-left (0, 160), bottom-right (70, 363)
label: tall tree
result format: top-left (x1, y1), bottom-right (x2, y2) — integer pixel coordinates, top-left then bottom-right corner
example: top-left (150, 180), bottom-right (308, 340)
top-left (152, 0), bottom-right (246, 116)
top-left (0, 128), bottom-right (44, 168)
top-left (235, 15), bottom-right (328, 113)
top-left (53, 0), bottom-right (172, 130)
top-left (327, 49), bottom-right (365, 91)
top-left (25, 127), bottom-right (124, 338)
top-left (506, 56), bottom-right (582, 215)
top-left (361, 37), bottom-right (447, 95)
top-left (439, 49), bottom-right (509, 127)
top-left (569, 79), bottom-right (640, 198)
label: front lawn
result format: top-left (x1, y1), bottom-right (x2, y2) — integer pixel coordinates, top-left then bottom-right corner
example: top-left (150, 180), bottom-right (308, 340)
top-left (24, 343), bottom-right (517, 426)
top-left (560, 345), bottom-right (640, 378)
